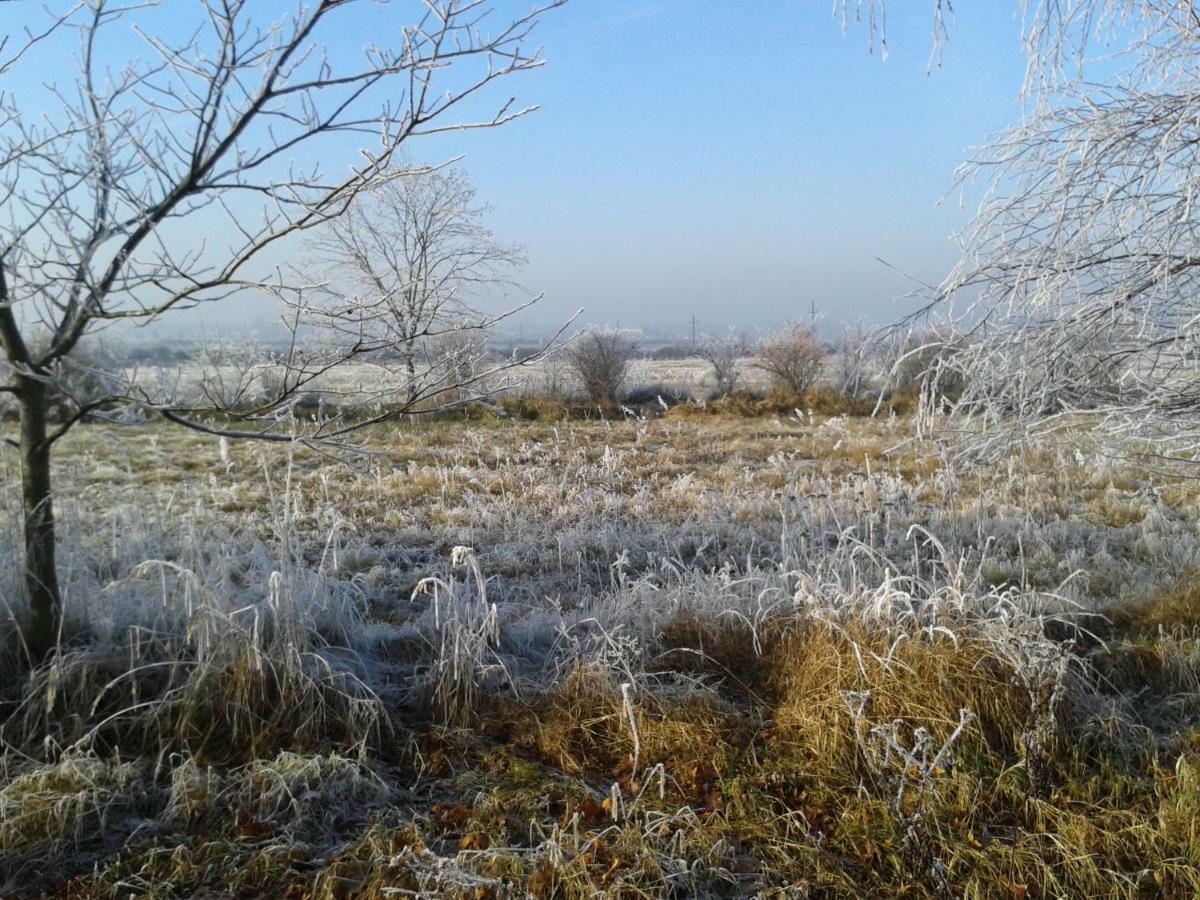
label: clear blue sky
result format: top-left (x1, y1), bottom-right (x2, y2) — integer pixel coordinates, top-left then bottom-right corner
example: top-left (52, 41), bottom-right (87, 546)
top-left (431, 1), bottom-right (1029, 338)
top-left (8, 1), bottom-right (1031, 340)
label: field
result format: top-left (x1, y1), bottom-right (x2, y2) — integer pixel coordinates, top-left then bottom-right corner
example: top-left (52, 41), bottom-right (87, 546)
top-left (2, 411), bottom-right (1199, 897)
top-left (118, 352), bottom-right (779, 412)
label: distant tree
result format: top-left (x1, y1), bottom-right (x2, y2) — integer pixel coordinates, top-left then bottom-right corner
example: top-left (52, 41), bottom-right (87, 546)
top-left (538, 352), bottom-right (574, 401)
top-left (756, 324), bottom-right (826, 396)
top-left (310, 165), bottom-right (525, 402)
top-left (0, 0), bottom-right (565, 660)
top-left (567, 329), bottom-right (635, 408)
top-left (698, 332), bottom-right (751, 397)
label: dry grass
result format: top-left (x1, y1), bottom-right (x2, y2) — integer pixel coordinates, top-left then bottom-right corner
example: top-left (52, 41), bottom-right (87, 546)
top-left (1, 413), bottom-right (1199, 895)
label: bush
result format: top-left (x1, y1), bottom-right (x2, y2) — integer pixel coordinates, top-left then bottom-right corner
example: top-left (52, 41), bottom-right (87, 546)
top-left (664, 385), bottom-right (916, 420)
top-left (566, 329), bottom-right (635, 408)
top-left (646, 343), bottom-right (694, 360)
top-left (698, 333), bottom-right (751, 397)
top-left (830, 320), bottom-right (881, 402)
top-left (755, 324), bottom-right (825, 395)
top-left (801, 386), bottom-right (877, 416)
top-left (428, 330), bottom-right (492, 401)
top-left (534, 353), bottom-right (576, 403)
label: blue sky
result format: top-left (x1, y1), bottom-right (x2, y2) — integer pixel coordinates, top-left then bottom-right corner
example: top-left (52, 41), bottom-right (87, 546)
top-left (431, 1), bottom-right (1030, 337)
top-left (7, 1), bottom-right (1032, 340)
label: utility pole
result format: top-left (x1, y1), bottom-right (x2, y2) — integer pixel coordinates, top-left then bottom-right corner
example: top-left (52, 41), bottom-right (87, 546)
top-left (810, 300), bottom-right (817, 331)
top-left (691, 313), bottom-right (696, 346)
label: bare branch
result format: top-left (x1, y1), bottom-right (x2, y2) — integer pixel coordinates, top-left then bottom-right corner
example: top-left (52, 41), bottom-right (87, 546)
top-left (0, 0), bottom-right (567, 444)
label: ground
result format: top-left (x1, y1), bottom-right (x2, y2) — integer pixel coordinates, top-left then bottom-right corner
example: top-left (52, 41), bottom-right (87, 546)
top-left (1, 412), bottom-right (1198, 897)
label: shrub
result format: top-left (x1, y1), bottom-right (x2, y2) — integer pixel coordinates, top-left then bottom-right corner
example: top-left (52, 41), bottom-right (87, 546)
top-left (698, 332), bottom-right (751, 397)
top-left (535, 353), bottom-right (576, 402)
top-left (802, 386), bottom-right (877, 416)
top-left (500, 395), bottom-right (571, 421)
top-left (423, 329), bottom-right (492, 407)
top-left (566, 329), bottom-right (635, 408)
top-left (830, 320), bottom-right (881, 401)
top-left (755, 324), bottom-right (825, 395)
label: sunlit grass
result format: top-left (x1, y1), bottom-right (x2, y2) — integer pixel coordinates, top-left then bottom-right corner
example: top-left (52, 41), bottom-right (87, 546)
top-left (2, 413), bottom-right (1199, 896)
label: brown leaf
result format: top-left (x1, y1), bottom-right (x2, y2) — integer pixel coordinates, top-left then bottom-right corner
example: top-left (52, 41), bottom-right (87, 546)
top-left (459, 831), bottom-right (490, 851)
top-left (237, 808), bottom-right (271, 838)
top-left (999, 876), bottom-right (1028, 899)
top-left (432, 802), bottom-right (473, 831)
top-left (579, 796), bottom-right (607, 822)
top-left (692, 761), bottom-right (719, 786)
top-left (612, 754), bottom-right (636, 778)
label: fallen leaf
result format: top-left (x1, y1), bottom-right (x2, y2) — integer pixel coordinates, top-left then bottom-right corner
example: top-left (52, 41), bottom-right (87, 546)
top-left (579, 797), bottom-right (607, 821)
top-left (238, 808), bottom-right (271, 838)
top-left (459, 832), bottom-right (490, 851)
top-left (612, 754), bottom-right (636, 777)
top-left (432, 802), bottom-right (472, 831)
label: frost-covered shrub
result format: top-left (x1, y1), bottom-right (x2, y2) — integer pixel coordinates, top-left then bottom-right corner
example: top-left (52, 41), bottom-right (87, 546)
top-left (755, 324), bottom-right (825, 395)
top-left (567, 329), bottom-right (635, 407)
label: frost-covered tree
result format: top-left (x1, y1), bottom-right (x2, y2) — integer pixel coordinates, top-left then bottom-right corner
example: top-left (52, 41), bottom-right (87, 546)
top-left (939, 2), bottom-right (1200, 448)
top-left (0, 0), bottom-right (564, 659)
top-left (851, 3), bottom-right (1200, 452)
top-left (831, 320), bottom-right (878, 401)
top-left (309, 164), bottom-right (526, 400)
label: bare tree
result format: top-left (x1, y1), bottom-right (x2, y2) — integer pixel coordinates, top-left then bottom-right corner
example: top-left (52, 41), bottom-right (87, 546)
top-left (309, 164), bottom-right (524, 400)
top-left (566, 328), bottom-right (635, 409)
top-left (0, 0), bottom-right (566, 658)
top-left (844, 3), bottom-right (1200, 453)
top-left (932, 3), bottom-right (1200, 451)
top-left (755, 324), bottom-right (826, 396)
top-left (830, 319), bottom-right (879, 401)
top-left (535, 351), bottom-right (574, 402)
top-left (698, 331), bottom-right (751, 397)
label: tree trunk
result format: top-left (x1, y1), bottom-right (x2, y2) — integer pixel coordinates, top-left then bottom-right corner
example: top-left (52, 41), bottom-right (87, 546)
top-left (18, 377), bottom-right (60, 660)
top-left (404, 345), bottom-right (418, 404)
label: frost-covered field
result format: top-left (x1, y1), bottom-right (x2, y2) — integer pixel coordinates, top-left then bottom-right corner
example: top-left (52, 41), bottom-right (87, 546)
top-left (1, 413), bottom-right (1199, 896)
top-left (120, 355), bottom-right (776, 409)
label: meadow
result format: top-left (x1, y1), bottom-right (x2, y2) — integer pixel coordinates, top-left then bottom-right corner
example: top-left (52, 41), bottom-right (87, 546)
top-left (1, 407), bottom-right (1198, 897)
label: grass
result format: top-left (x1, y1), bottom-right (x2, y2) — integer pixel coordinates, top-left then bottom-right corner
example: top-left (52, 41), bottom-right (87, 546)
top-left (1, 413), bottom-right (1199, 896)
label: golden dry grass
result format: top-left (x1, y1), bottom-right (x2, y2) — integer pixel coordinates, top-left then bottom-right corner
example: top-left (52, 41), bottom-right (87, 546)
top-left (2, 413), bottom-right (1199, 896)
